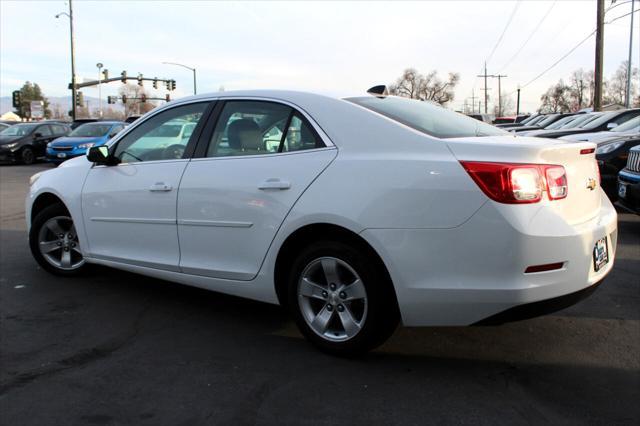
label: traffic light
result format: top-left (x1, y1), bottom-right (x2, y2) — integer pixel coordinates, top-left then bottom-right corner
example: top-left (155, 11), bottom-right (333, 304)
top-left (137, 74), bottom-right (143, 86)
top-left (12, 90), bottom-right (21, 108)
top-left (75, 91), bottom-right (84, 107)
top-left (153, 78), bottom-right (158, 89)
top-left (140, 94), bottom-right (147, 103)
top-left (120, 71), bottom-right (127, 83)
top-left (102, 69), bottom-right (109, 80)
top-left (170, 79), bottom-right (176, 91)
top-left (121, 95), bottom-right (127, 104)
top-left (165, 79), bottom-right (171, 90)
top-left (165, 94), bottom-right (170, 102)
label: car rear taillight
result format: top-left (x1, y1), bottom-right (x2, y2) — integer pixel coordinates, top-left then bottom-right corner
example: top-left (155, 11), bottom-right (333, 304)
top-left (544, 166), bottom-right (568, 200)
top-left (460, 161), bottom-right (568, 204)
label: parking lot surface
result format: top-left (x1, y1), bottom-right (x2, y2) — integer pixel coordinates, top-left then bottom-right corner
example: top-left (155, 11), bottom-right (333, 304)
top-left (1, 163), bottom-right (639, 426)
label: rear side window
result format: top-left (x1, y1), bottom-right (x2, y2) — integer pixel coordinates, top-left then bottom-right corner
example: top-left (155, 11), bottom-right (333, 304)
top-left (346, 96), bottom-right (507, 139)
top-left (206, 101), bottom-right (324, 157)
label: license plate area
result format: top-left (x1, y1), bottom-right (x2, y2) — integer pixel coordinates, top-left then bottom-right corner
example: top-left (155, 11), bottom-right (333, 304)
top-left (618, 182), bottom-right (627, 198)
top-left (57, 153), bottom-right (66, 158)
top-left (593, 237), bottom-right (609, 272)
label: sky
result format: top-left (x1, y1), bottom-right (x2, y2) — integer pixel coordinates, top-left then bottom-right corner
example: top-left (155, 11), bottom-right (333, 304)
top-left (0, 0), bottom-right (638, 114)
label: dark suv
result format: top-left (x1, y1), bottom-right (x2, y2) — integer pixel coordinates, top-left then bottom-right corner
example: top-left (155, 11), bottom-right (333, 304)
top-left (0, 122), bottom-right (71, 164)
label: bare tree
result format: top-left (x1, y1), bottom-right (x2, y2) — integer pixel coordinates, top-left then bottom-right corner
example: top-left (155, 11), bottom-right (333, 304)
top-left (494, 95), bottom-right (515, 116)
top-left (568, 68), bottom-right (592, 111)
top-left (539, 80), bottom-right (571, 113)
top-left (605, 61), bottom-right (638, 106)
top-left (389, 68), bottom-right (460, 105)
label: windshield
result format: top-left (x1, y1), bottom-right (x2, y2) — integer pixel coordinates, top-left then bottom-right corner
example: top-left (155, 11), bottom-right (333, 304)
top-left (346, 96), bottom-right (507, 138)
top-left (582, 111), bottom-right (618, 129)
top-left (526, 115), bottom-right (547, 126)
top-left (546, 115), bottom-right (576, 130)
top-left (0, 123), bottom-right (38, 136)
top-left (538, 114), bottom-right (561, 127)
top-left (612, 116), bottom-right (640, 132)
top-left (562, 114), bottom-right (594, 129)
top-left (69, 123), bottom-right (112, 137)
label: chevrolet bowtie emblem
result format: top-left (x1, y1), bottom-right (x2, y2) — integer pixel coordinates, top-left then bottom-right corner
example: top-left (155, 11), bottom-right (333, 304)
top-left (587, 178), bottom-right (597, 191)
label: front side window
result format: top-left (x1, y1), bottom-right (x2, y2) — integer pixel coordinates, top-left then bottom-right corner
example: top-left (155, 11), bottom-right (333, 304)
top-left (0, 124), bottom-right (38, 136)
top-left (114, 102), bottom-right (208, 163)
top-left (346, 96), bottom-right (507, 139)
top-left (36, 125), bottom-right (52, 136)
top-left (206, 101), bottom-right (324, 157)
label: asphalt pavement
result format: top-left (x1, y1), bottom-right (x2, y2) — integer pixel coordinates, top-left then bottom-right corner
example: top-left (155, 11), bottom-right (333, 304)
top-left (1, 163), bottom-right (639, 426)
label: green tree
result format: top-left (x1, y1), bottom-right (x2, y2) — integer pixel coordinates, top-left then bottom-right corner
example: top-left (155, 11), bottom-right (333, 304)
top-left (15, 81), bottom-right (51, 119)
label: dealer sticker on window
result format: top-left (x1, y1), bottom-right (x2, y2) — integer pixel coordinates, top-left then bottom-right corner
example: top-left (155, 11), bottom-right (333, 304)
top-left (593, 237), bottom-right (609, 272)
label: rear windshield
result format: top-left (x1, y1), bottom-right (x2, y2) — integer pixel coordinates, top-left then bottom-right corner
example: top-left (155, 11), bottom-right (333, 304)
top-left (346, 96), bottom-right (507, 139)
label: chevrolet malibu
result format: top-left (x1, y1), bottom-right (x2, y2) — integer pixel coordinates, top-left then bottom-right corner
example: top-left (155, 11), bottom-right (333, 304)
top-left (26, 90), bottom-right (617, 355)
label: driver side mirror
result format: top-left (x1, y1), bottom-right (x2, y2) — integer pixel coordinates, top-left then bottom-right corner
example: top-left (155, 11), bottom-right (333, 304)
top-left (87, 146), bottom-right (119, 165)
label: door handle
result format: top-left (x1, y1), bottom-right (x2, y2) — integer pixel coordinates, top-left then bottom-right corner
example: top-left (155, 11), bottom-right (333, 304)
top-left (149, 182), bottom-right (173, 192)
top-left (258, 178), bottom-right (291, 190)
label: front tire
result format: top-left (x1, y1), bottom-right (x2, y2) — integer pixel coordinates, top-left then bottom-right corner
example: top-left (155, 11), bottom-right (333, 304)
top-left (29, 203), bottom-right (86, 276)
top-left (287, 240), bottom-right (399, 356)
top-left (20, 146), bottom-right (35, 165)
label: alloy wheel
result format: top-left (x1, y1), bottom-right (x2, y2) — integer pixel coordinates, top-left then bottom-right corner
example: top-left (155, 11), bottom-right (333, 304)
top-left (297, 257), bottom-right (368, 342)
top-left (37, 215), bottom-right (84, 270)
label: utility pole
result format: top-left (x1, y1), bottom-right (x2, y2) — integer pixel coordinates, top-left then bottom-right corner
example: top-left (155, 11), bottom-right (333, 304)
top-left (470, 89), bottom-right (477, 114)
top-left (516, 87), bottom-right (521, 116)
top-left (491, 74), bottom-right (507, 116)
top-left (625, 0), bottom-right (635, 108)
top-left (476, 62), bottom-right (490, 113)
top-left (594, 0), bottom-right (605, 111)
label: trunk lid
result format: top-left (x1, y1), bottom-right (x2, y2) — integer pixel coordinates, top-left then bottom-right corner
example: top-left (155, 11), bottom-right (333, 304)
top-left (447, 136), bottom-right (601, 225)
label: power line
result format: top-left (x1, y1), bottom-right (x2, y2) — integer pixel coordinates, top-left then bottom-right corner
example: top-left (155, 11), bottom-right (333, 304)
top-left (485, 1), bottom-right (521, 66)
top-left (497, 1), bottom-right (557, 73)
top-left (517, 29), bottom-right (596, 91)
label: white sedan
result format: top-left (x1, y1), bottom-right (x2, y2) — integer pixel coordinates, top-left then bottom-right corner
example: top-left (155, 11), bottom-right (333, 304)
top-left (26, 90), bottom-right (617, 355)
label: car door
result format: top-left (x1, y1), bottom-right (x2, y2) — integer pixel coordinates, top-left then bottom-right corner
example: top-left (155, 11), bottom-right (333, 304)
top-left (177, 99), bottom-right (337, 280)
top-left (81, 101), bottom-right (211, 271)
top-left (32, 125), bottom-right (55, 156)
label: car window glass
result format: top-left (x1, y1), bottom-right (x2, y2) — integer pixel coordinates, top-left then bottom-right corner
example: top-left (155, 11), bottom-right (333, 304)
top-left (207, 101), bottom-right (292, 157)
top-left (110, 124), bottom-right (125, 137)
top-left (346, 96), bottom-right (506, 138)
top-left (281, 114), bottom-right (324, 152)
top-left (114, 102), bottom-right (208, 163)
top-left (37, 125), bottom-right (52, 136)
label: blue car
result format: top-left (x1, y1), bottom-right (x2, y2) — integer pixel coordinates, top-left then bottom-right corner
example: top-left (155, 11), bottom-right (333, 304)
top-left (46, 121), bottom-right (126, 163)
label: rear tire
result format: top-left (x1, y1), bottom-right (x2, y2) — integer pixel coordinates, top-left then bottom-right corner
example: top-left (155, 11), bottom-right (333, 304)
top-left (287, 240), bottom-right (399, 356)
top-left (20, 146), bottom-right (35, 165)
top-left (29, 203), bottom-right (87, 276)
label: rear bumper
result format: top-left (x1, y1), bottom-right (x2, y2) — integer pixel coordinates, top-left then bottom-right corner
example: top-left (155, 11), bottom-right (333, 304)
top-left (474, 278), bottom-right (605, 325)
top-left (361, 193), bottom-right (618, 326)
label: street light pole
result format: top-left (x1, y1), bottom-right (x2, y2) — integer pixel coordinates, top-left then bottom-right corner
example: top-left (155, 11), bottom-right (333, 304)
top-left (96, 62), bottom-right (103, 118)
top-left (56, 0), bottom-right (77, 120)
top-left (625, 0), bottom-right (635, 108)
top-left (162, 62), bottom-right (197, 95)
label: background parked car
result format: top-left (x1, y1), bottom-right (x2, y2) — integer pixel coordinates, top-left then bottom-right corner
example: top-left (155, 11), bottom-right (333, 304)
top-left (519, 112), bottom-right (602, 137)
top-left (495, 113), bottom-right (541, 128)
top-left (617, 144), bottom-right (640, 214)
top-left (46, 121), bottom-right (126, 164)
top-left (0, 122), bottom-right (12, 132)
top-left (0, 121), bottom-right (70, 164)
top-left (560, 116), bottom-right (640, 143)
top-left (508, 112), bottom-right (579, 133)
top-left (533, 109), bottom-right (640, 139)
top-left (466, 113), bottom-right (494, 123)
top-left (595, 135), bottom-right (640, 201)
